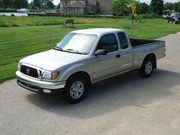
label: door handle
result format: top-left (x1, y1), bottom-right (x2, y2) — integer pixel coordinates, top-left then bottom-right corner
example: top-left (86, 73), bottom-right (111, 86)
top-left (116, 54), bottom-right (121, 58)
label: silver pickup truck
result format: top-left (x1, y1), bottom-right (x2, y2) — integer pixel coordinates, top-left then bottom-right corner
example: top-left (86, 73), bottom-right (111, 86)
top-left (16, 28), bottom-right (166, 103)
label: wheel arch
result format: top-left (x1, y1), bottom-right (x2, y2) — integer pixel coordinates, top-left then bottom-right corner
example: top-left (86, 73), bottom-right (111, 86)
top-left (67, 71), bottom-right (92, 88)
top-left (144, 53), bottom-right (157, 69)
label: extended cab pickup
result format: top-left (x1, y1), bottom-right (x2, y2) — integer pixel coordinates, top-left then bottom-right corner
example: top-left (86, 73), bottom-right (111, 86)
top-left (16, 28), bottom-right (166, 103)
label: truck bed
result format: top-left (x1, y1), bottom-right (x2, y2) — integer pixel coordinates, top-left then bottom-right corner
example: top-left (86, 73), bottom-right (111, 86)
top-left (130, 38), bottom-right (159, 47)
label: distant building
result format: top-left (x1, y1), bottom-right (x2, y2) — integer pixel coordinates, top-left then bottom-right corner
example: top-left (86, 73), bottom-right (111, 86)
top-left (60, 0), bottom-right (112, 15)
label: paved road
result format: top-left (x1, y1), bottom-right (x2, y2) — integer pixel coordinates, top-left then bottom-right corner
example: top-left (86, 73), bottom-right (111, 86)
top-left (0, 33), bottom-right (180, 135)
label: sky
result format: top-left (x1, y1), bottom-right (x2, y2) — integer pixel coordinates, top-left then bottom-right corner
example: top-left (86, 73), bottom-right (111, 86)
top-left (28, 0), bottom-right (180, 6)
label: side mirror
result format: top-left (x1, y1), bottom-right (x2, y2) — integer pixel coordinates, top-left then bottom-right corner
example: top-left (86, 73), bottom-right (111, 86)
top-left (56, 43), bottom-right (60, 46)
top-left (95, 49), bottom-right (107, 56)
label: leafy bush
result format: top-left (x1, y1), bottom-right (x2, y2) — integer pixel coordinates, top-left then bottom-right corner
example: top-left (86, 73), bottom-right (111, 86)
top-left (138, 13), bottom-right (160, 19)
top-left (10, 14), bottom-right (15, 17)
top-left (0, 21), bottom-right (9, 27)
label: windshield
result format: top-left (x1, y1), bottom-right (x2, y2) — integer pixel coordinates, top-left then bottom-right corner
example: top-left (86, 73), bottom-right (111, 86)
top-left (56, 33), bottom-right (97, 54)
top-left (172, 13), bottom-right (180, 17)
top-left (175, 14), bottom-right (180, 17)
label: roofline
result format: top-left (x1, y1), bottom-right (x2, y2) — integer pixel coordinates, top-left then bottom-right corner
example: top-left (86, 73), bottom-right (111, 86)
top-left (70, 28), bottom-right (125, 35)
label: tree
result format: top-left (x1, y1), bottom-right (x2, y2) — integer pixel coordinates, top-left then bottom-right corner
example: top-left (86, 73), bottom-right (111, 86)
top-left (164, 2), bottom-right (174, 11)
top-left (137, 2), bottom-right (149, 14)
top-left (46, 1), bottom-right (54, 9)
top-left (33, 0), bottom-right (54, 9)
top-left (150, 0), bottom-right (163, 15)
top-left (0, 0), bottom-right (3, 8)
top-left (56, 3), bottom-right (60, 10)
top-left (34, 0), bottom-right (41, 8)
top-left (174, 1), bottom-right (180, 12)
top-left (13, 0), bottom-right (28, 9)
top-left (110, 0), bottom-right (131, 16)
top-left (2, 0), bottom-right (12, 9)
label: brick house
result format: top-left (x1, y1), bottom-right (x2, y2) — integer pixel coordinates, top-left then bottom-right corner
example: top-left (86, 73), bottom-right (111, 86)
top-left (60, 0), bottom-right (112, 15)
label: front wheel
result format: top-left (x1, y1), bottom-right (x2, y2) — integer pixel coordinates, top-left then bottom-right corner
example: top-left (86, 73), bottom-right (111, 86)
top-left (139, 57), bottom-right (154, 78)
top-left (63, 75), bottom-right (88, 104)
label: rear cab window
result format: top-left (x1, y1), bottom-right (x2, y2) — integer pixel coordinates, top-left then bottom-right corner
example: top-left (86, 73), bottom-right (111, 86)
top-left (118, 32), bottom-right (129, 49)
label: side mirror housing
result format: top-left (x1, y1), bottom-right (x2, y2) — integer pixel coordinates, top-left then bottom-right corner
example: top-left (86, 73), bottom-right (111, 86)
top-left (95, 49), bottom-right (107, 56)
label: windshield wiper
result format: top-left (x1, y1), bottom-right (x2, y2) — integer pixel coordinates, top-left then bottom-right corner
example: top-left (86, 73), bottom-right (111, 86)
top-left (54, 47), bottom-right (63, 51)
top-left (65, 49), bottom-right (86, 55)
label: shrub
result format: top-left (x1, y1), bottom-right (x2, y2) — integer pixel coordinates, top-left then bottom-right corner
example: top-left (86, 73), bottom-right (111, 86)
top-left (0, 21), bottom-right (9, 27)
top-left (10, 14), bottom-right (15, 17)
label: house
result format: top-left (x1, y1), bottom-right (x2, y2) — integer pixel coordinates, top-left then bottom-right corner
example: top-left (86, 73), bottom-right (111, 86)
top-left (60, 0), bottom-right (112, 15)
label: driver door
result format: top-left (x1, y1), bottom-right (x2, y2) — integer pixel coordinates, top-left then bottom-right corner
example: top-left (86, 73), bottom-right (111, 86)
top-left (92, 33), bottom-right (122, 82)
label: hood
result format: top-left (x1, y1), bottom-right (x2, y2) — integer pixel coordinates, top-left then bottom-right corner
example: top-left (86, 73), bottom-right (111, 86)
top-left (20, 49), bottom-right (87, 70)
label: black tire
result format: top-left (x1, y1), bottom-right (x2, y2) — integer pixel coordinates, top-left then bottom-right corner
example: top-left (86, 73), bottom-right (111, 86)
top-left (139, 57), bottom-right (154, 78)
top-left (63, 75), bottom-right (87, 104)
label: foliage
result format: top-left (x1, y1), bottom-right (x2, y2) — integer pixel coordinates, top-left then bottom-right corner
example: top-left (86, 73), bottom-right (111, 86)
top-left (110, 0), bottom-right (131, 16)
top-left (0, 0), bottom-right (55, 10)
top-left (46, 0), bottom-right (54, 9)
top-left (150, 0), bottom-right (163, 15)
top-left (0, 0), bottom-right (3, 8)
top-left (164, 2), bottom-right (174, 11)
top-left (137, 2), bottom-right (149, 14)
top-left (13, 0), bottom-right (28, 9)
top-left (110, 0), bottom-right (150, 15)
top-left (164, 1), bottom-right (180, 12)
top-left (110, 0), bottom-right (180, 16)
top-left (173, 1), bottom-right (180, 12)
top-left (1, 0), bottom-right (28, 9)
top-left (2, 0), bottom-right (12, 9)
top-left (32, 0), bottom-right (54, 9)
top-left (135, 13), bottom-right (159, 20)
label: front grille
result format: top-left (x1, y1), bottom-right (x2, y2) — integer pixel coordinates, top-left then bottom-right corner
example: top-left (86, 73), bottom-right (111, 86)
top-left (20, 65), bottom-right (38, 78)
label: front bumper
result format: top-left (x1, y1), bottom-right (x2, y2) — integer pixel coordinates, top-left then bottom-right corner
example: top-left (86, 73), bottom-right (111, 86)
top-left (16, 71), bottom-right (66, 93)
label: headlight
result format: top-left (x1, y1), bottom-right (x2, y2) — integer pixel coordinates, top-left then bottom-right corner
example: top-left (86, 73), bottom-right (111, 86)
top-left (18, 62), bottom-right (21, 70)
top-left (42, 71), bottom-right (59, 80)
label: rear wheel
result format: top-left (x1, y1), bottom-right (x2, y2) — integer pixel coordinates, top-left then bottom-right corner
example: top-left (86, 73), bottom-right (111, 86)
top-left (63, 75), bottom-right (87, 104)
top-left (139, 57), bottom-right (154, 78)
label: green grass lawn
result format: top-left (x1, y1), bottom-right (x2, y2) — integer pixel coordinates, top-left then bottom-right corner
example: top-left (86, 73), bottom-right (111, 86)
top-left (0, 16), bottom-right (180, 83)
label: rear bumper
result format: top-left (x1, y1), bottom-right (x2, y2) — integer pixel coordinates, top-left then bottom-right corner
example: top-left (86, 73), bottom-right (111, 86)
top-left (16, 71), bottom-right (66, 93)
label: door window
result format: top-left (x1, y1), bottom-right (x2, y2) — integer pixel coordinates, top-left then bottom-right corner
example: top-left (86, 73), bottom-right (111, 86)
top-left (96, 34), bottom-right (118, 53)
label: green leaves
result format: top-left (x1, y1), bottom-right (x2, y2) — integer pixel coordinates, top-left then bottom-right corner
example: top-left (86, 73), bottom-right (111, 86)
top-left (110, 0), bottom-right (131, 16)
